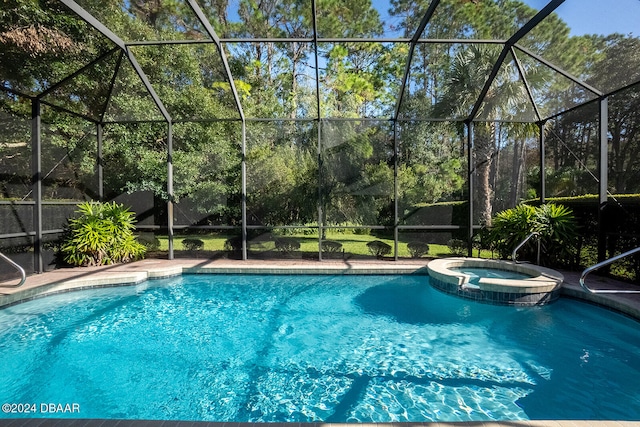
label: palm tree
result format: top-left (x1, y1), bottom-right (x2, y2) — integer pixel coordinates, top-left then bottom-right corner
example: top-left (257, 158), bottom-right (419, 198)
top-left (434, 44), bottom-right (537, 226)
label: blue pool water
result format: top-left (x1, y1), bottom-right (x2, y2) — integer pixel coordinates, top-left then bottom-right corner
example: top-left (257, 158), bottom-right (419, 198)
top-left (450, 267), bottom-right (532, 284)
top-left (0, 274), bottom-right (639, 422)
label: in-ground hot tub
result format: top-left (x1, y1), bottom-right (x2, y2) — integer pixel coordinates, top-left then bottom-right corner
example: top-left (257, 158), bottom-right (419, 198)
top-left (427, 257), bottom-right (564, 306)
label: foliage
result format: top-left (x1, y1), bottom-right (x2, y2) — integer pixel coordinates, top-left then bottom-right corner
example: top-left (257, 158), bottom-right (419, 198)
top-left (182, 238), bottom-right (204, 251)
top-left (490, 203), bottom-right (578, 266)
top-left (224, 236), bottom-right (243, 252)
top-left (366, 240), bottom-right (391, 258)
top-left (490, 204), bottom-right (537, 259)
top-left (472, 227), bottom-right (494, 257)
top-left (447, 239), bottom-right (467, 256)
top-left (61, 202), bottom-right (146, 266)
top-left (534, 203), bottom-right (580, 265)
top-left (274, 237), bottom-right (301, 253)
top-left (407, 241), bottom-right (429, 258)
top-left (136, 233), bottom-right (160, 251)
top-left (322, 240), bottom-right (343, 253)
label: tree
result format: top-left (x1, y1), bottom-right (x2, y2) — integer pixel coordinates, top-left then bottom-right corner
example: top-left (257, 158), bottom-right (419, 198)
top-left (433, 44), bottom-right (529, 225)
top-left (588, 35), bottom-right (640, 194)
top-left (391, 0), bottom-right (578, 224)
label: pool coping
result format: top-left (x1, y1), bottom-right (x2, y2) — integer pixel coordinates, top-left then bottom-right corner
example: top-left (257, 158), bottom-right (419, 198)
top-left (1, 259), bottom-right (640, 427)
top-left (425, 258), bottom-right (564, 306)
top-left (0, 259), bottom-right (430, 309)
top-left (1, 419), bottom-right (640, 427)
top-left (1, 257), bottom-right (639, 319)
top-left (426, 257), bottom-right (563, 293)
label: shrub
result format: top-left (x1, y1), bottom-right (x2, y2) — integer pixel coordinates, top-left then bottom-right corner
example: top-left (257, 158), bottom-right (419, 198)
top-left (353, 227), bottom-right (372, 235)
top-left (367, 240), bottom-right (391, 258)
top-left (490, 203), bottom-right (578, 266)
top-left (322, 240), bottom-right (343, 253)
top-left (490, 204), bottom-right (536, 259)
top-left (447, 239), bottom-right (467, 256)
top-left (534, 203), bottom-right (579, 266)
top-left (224, 236), bottom-right (243, 252)
top-left (137, 233), bottom-right (160, 251)
top-left (472, 227), bottom-right (493, 256)
top-left (407, 241), bottom-right (429, 258)
top-left (61, 201), bottom-right (146, 266)
top-left (182, 238), bottom-right (204, 251)
top-left (223, 236), bottom-right (243, 259)
top-left (274, 237), bottom-right (300, 252)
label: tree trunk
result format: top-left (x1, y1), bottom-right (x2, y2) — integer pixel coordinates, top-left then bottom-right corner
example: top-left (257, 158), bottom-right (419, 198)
top-left (474, 123), bottom-right (494, 226)
top-left (509, 138), bottom-right (525, 208)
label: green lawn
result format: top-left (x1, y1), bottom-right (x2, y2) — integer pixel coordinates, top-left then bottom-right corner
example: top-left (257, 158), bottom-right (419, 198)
top-left (149, 231), bottom-right (489, 259)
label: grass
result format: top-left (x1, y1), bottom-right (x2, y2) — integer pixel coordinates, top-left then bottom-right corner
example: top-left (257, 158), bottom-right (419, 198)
top-left (148, 231), bottom-right (484, 259)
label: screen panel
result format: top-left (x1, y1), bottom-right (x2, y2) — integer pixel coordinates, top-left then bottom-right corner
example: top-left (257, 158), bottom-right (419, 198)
top-left (543, 104), bottom-right (599, 199)
top-left (129, 44), bottom-right (240, 121)
top-left (0, 97), bottom-right (31, 201)
top-left (172, 121), bottom-right (242, 227)
top-left (40, 106), bottom-right (98, 203)
top-left (246, 121), bottom-right (318, 227)
top-left (397, 121), bottom-right (466, 227)
top-left (102, 122), bottom-right (167, 228)
top-left (226, 42), bottom-right (317, 120)
top-left (320, 119), bottom-right (393, 227)
top-left (318, 42), bottom-right (397, 119)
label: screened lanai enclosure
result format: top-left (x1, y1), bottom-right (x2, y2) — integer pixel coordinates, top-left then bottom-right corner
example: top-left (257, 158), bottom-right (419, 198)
top-left (2, 0), bottom-right (640, 274)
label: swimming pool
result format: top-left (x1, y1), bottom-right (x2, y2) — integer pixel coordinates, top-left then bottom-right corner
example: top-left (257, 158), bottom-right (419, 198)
top-left (0, 273), bottom-right (639, 422)
top-left (449, 267), bottom-right (532, 284)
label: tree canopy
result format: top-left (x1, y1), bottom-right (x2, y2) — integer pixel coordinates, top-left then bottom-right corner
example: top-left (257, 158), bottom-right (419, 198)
top-left (2, 0), bottom-right (640, 233)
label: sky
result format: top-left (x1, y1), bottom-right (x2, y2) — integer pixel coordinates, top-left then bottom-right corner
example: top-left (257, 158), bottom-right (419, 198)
top-left (371, 0), bottom-right (640, 38)
top-left (526, 0), bottom-right (640, 36)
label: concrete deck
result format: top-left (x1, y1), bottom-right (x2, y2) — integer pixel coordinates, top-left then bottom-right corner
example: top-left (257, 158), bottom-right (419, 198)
top-left (1, 258), bottom-right (640, 427)
top-left (1, 258), bottom-right (639, 318)
top-left (0, 420), bottom-right (640, 427)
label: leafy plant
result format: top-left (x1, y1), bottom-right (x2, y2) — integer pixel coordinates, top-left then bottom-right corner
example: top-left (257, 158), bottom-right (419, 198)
top-left (182, 238), bottom-right (205, 251)
top-left (274, 237), bottom-right (300, 253)
top-left (472, 227), bottom-right (494, 257)
top-left (490, 204), bottom-right (536, 259)
top-left (407, 241), bottom-right (429, 258)
top-left (322, 240), bottom-right (343, 253)
top-left (61, 202), bottom-right (146, 266)
top-left (447, 239), bottom-right (467, 256)
top-left (367, 240), bottom-right (391, 258)
top-left (224, 236), bottom-right (243, 252)
top-left (490, 203), bottom-right (578, 266)
top-left (534, 203), bottom-right (579, 266)
top-left (137, 233), bottom-right (160, 251)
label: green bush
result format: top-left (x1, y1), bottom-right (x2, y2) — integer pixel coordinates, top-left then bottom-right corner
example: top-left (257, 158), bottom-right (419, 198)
top-left (490, 204), bottom-right (537, 259)
top-left (274, 237), bottom-right (300, 252)
top-left (534, 203), bottom-right (579, 266)
top-left (490, 203), bottom-right (578, 266)
top-left (447, 239), bottom-right (467, 256)
top-left (472, 227), bottom-right (494, 256)
top-left (61, 201), bottom-right (146, 266)
top-left (367, 240), bottom-right (391, 258)
top-left (224, 236), bottom-right (243, 252)
top-left (136, 233), bottom-right (160, 251)
top-left (182, 238), bottom-right (204, 251)
top-left (322, 240), bottom-right (343, 253)
top-left (407, 241), bottom-right (429, 258)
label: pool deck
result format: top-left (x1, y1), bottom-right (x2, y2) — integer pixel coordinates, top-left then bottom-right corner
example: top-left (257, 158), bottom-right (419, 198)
top-left (1, 258), bottom-right (640, 427)
top-left (1, 420), bottom-right (639, 427)
top-left (1, 258), bottom-right (640, 318)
